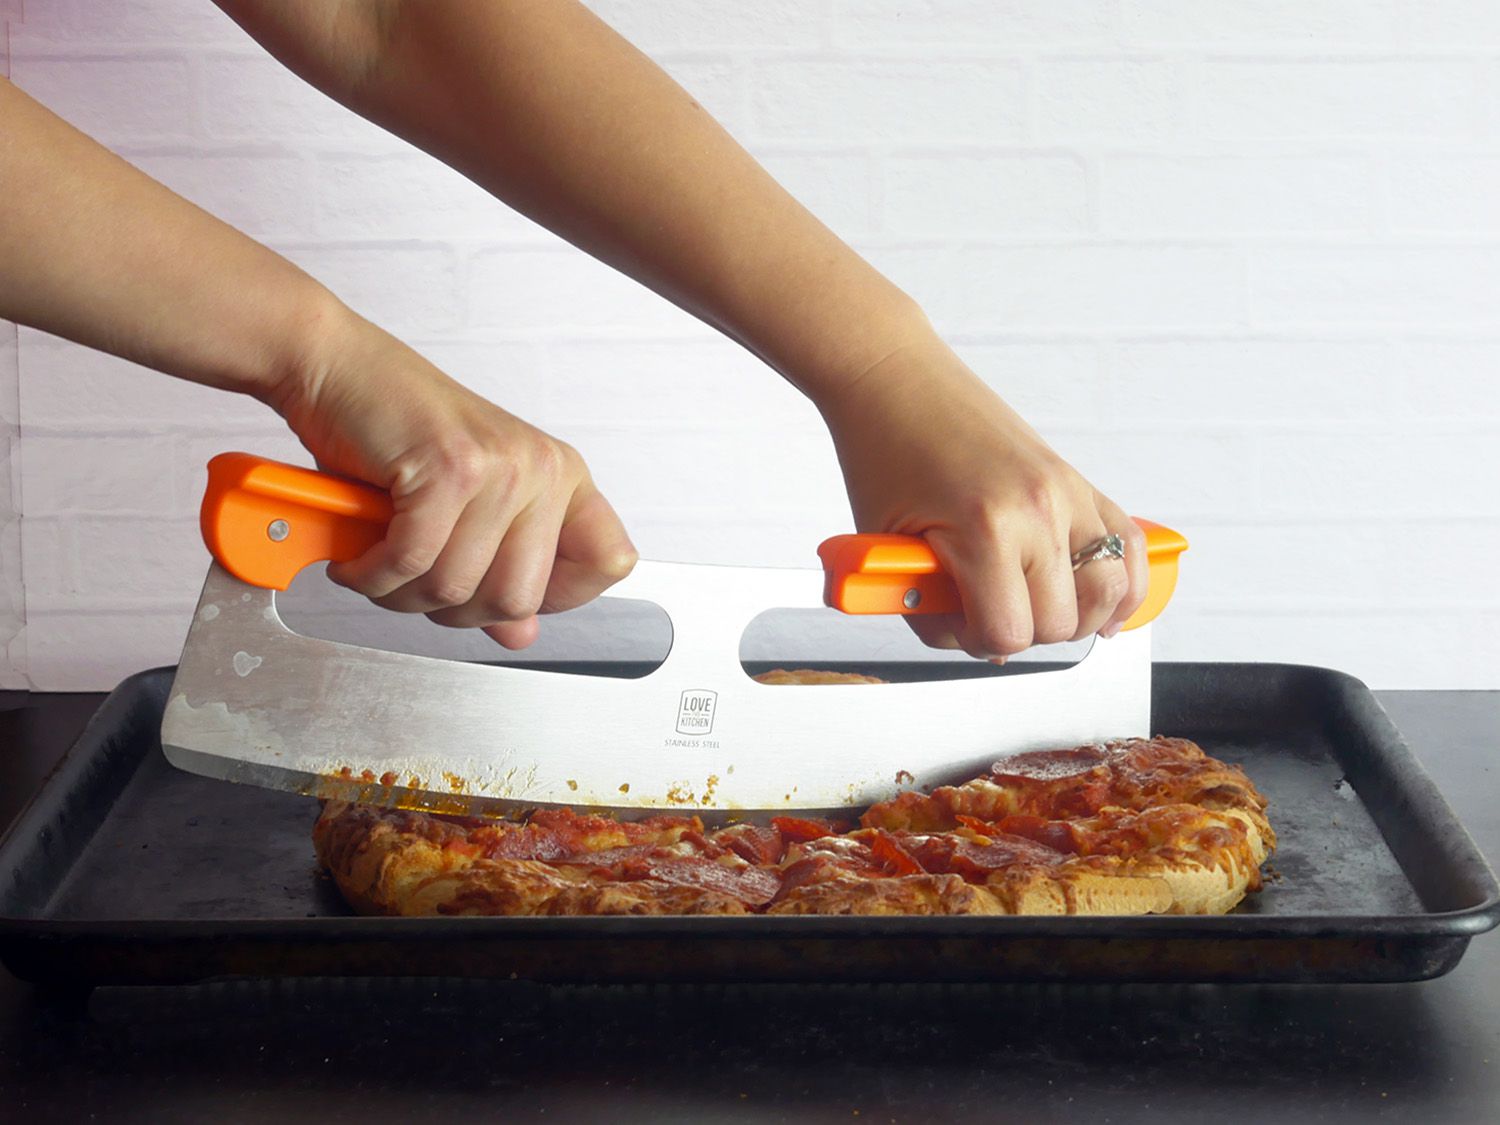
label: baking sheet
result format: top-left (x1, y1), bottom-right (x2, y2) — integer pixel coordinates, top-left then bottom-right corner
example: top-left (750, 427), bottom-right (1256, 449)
top-left (1, 663), bottom-right (1496, 985)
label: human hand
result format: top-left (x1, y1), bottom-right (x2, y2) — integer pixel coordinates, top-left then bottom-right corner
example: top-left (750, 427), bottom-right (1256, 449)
top-left (266, 305), bottom-right (637, 648)
top-left (818, 334), bottom-right (1146, 659)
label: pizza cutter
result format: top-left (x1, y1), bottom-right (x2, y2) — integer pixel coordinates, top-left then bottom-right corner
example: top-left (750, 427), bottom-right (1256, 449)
top-left (161, 453), bottom-right (1187, 818)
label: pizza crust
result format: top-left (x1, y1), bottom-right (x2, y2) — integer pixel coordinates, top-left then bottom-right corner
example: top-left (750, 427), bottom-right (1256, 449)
top-left (769, 865), bottom-right (1176, 917)
top-left (992, 870), bottom-right (1176, 917)
top-left (313, 801), bottom-right (479, 917)
top-left (750, 669), bottom-right (887, 685)
top-left (313, 710), bottom-right (1277, 918)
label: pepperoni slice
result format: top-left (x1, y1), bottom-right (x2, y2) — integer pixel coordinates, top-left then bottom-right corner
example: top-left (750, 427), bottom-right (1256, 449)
top-left (710, 824), bottom-right (784, 865)
top-left (551, 844), bottom-right (658, 869)
top-left (990, 746), bottom-right (1108, 781)
top-left (475, 825), bottom-right (575, 862)
top-left (903, 832), bottom-right (1068, 881)
top-left (993, 814), bottom-right (1090, 855)
top-left (771, 816), bottom-right (839, 842)
top-left (618, 856), bottom-right (782, 907)
top-left (866, 831), bottom-right (923, 876)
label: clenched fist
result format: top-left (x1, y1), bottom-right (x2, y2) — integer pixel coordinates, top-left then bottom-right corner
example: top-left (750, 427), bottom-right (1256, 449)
top-left (268, 304), bottom-right (637, 649)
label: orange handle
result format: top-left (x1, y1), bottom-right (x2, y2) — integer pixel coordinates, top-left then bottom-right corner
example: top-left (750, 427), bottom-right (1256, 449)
top-left (201, 453), bottom-right (393, 590)
top-left (818, 519), bottom-right (1188, 632)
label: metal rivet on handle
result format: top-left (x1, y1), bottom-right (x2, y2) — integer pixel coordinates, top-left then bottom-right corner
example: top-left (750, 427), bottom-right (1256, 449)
top-left (902, 588), bottom-right (921, 609)
top-left (266, 519), bottom-right (290, 542)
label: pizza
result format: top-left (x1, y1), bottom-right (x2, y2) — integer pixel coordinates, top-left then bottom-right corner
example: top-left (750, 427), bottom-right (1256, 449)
top-left (314, 671), bottom-right (1274, 918)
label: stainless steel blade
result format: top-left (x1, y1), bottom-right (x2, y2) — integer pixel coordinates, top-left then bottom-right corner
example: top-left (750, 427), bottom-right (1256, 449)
top-left (162, 559), bottom-right (1150, 818)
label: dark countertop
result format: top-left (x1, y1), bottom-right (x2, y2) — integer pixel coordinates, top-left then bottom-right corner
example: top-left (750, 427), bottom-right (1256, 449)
top-left (1, 688), bottom-right (1496, 1123)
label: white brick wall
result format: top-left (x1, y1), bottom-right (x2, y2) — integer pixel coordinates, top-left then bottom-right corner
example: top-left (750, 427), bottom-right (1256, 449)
top-left (3, 0), bottom-right (1499, 690)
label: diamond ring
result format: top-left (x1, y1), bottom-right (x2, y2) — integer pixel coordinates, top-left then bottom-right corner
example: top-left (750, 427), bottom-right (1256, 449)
top-left (1071, 533), bottom-right (1126, 571)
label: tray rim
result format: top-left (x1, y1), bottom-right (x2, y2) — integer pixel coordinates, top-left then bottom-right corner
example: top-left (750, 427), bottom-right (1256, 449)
top-left (1, 663), bottom-right (1497, 943)
top-left (2, 905), bottom-right (1498, 940)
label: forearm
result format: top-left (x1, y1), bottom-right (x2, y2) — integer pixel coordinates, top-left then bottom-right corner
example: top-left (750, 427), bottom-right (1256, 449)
top-left (0, 76), bottom-right (341, 401)
top-left (215, 0), bottom-right (931, 402)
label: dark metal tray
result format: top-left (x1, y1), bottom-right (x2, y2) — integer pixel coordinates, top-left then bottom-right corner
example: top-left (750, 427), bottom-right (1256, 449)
top-left (1, 663), bottom-right (1496, 986)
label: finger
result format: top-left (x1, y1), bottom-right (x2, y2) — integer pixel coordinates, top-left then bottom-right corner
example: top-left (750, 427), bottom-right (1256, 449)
top-left (928, 530), bottom-right (1034, 660)
top-left (1069, 520), bottom-right (1130, 642)
top-left (427, 502), bottom-right (561, 631)
top-left (1094, 498), bottom-right (1149, 638)
top-left (534, 485), bottom-right (638, 614)
top-left (903, 614), bottom-right (965, 651)
top-left (1025, 538), bottom-right (1079, 647)
top-left (483, 616), bottom-right (541, 650)
top-left (326, 481), bottom-right (472, 601)
top-left (371, 493), bottom-right (512, 615)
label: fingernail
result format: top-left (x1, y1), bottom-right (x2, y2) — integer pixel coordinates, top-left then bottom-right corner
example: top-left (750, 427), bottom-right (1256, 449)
top-left (1100, 622), bottom-right (1122, 639)
top-left (989, 656), bottom-right (1007, 666)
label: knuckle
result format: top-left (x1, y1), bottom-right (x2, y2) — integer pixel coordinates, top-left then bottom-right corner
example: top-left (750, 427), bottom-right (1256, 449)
top-left (596, 543), bottom-right (639, 581)
top-left (963, 494), bottom-right (1007, 537)
top-left (1090, 562), bottom-right (1130, 603)
top-left (1021, 475), bottom-right (1064, 522)
top-left (972, 621), bottom-right (1032, 657)
top-left (530, 437), bottom-right (568, 484)
top-left (964, 481), bottom-right (1072, 543)
top-left (434, 442), bottom-right (489, 494)
top-left (489, 455), bottom-right (523, 499)
top-left (486, 589), bottom-right (543, 622)
top-left (386, 547), bottom-right (435, 582)
top-left (425, 577), bottom-right (477, 608)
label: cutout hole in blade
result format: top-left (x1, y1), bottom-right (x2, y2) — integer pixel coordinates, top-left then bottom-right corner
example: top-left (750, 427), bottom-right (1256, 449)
top-left (275, 567), bottom-right (672, 678)
top-left (739, 608), bottom-right (1095, 683)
